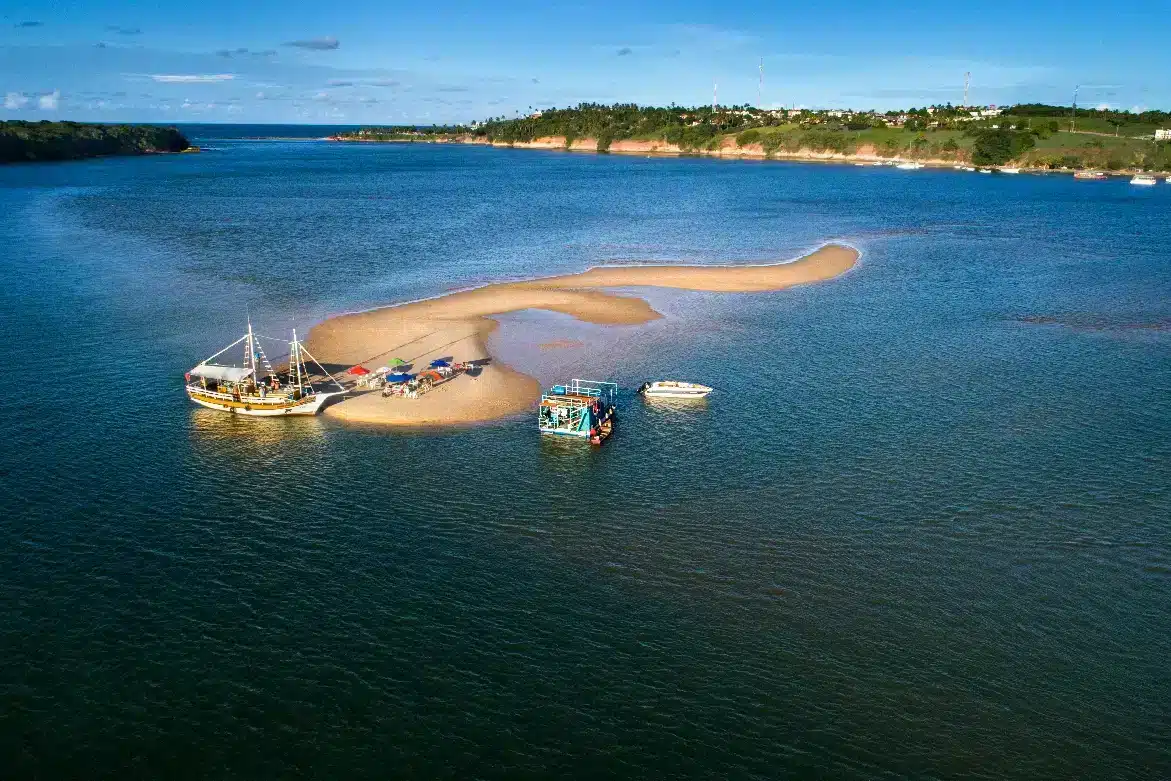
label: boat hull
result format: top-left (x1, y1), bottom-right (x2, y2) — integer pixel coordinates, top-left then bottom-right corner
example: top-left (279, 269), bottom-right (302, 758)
top-left (186, 389), bottom-right (340, 416)
top-left (642, 390), bottom-right (712, 399)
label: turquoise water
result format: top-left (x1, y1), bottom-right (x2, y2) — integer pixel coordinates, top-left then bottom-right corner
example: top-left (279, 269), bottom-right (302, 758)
top-left (1, 136), bottom-right (1169, 779)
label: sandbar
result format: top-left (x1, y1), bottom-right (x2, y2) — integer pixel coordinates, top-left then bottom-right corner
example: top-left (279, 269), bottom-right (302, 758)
top-left (307, 243), bottom-right (858, 426)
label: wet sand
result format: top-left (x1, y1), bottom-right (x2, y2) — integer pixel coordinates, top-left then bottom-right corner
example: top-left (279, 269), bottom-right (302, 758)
top-left (308, 244), bottom-right (858, 426)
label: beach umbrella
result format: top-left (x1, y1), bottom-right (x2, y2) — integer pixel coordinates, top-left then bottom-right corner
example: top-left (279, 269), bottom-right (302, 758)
top-left (387, 358), bottom-right (406, 367)
top-left (385, 372), bottom-right (414, 384)
top-left (429, 359), bottom-right (451, 368)
top-left (347, 365), bottom-right (371, 376)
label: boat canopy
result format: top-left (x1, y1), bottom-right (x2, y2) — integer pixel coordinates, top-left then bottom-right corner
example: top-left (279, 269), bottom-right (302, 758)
top-left (190, 364), bottom-right (254, 382)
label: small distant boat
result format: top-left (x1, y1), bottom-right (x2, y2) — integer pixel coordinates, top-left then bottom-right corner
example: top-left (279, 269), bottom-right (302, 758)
top-left (1074, 170), bottom-right (1107, 180)
top-left (999, 167), bottom-right (1021, 174)
top-left (871, 161), bottom-right (884, 167)
top-left (637, 381), bottom-right (713, 399)
top-left (961, 166), bottom-right (977, 172)
top-left (1130, 174), bottom-right (1157, 186)
top-left (896, 162), bottom-right (924, 170)
top-left (185, 321), bottom-right (345, 416)
top-left (979, 168), bottom-right (992, 174)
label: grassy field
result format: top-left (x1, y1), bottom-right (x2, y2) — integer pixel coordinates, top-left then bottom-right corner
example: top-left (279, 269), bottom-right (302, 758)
top-left (1026, 114), bottom-right (1163, 138)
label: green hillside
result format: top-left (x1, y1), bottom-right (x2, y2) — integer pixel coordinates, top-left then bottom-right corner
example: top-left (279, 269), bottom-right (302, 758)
top-left (0, 121), bottom-right (191, 163)
top-left (340, 102), bottom-right (1171, 171)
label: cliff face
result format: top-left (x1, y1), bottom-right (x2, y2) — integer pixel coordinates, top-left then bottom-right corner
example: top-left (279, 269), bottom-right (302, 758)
top-left (0, 122), bottom-right (190, 164)
top-left (479, 136), bottom-right (964, 166)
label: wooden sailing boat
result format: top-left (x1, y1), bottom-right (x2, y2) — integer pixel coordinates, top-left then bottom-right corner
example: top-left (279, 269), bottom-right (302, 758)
top-left (185, 321), bottom-right (345, 416)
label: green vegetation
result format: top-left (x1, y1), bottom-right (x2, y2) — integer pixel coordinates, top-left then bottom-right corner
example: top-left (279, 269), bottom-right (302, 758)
top-left (339, 101), bottom-right (1171, 171)
top-left (338, 125), bottom-right (468, 142)
top-left (971, 129), bottom-right (1036, 166)
top-left (0, 121), bottom-right (190, 163)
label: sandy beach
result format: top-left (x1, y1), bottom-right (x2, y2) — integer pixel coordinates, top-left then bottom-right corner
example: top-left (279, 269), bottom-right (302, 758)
top-left (308, 243), bottom-right (858, 426)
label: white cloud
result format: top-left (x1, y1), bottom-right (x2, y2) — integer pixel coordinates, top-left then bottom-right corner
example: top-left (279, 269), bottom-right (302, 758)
top-left (149, 74), bottom-right (235, 83)
top-left (38, 90), bottom-right (59, 110)
top-left (4, 92), bottom-right (29, 109)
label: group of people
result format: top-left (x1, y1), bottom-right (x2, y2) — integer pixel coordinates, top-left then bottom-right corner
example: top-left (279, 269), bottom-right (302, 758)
top-left (378, 360), bottom-right (474, 400)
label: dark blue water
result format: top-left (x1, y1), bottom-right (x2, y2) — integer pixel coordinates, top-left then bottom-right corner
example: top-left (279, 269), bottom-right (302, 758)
top-left (2, 139), bottom-right (1169, 779)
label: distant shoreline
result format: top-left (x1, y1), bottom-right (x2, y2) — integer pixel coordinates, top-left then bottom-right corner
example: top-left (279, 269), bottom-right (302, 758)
top-left (308, 244), bottom-right (859, 427)
top-left (326, 135), bottom-right (1161, 176)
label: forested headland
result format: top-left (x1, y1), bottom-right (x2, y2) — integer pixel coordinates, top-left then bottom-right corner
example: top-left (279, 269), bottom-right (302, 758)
top-left (0, 121), bottom-right (191, 164)
top-left (336, 102), bottom-right (1171, 171)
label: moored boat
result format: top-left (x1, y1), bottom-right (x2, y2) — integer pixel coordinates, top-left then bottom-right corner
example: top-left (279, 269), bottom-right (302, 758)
top-left (1074, 170), bottom-right (1107, 180)
top-left (1130, 174), bottom-right (1157, 186)
top-left (538, 379), bottom-right (617, 445)
top-left (999, 167), bottom-right (1021, 174)
top-left (896, 161), bottom-right (924, 170)
top-left (637, 381), bottom-right (713, 399)
top-left (185, 322), bottom-right (345, 416)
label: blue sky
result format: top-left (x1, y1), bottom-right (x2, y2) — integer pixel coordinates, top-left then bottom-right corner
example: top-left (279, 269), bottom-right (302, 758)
top-left (1, 0), bottom-right (1167, 123)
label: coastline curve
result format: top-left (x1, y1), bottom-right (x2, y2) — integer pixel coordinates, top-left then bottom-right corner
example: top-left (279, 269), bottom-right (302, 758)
top-left (308, 243), bottom-right (859, 426)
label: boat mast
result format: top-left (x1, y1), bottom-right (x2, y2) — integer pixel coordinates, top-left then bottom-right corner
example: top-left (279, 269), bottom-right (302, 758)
top-left (246, 319), bottom-right (256, 382)
top-left (292, 328), bottom-right (303, 393)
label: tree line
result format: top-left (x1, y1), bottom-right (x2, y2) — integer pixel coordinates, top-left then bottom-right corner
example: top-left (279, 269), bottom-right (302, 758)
top-left (0, 121), bottom-right (190, 164)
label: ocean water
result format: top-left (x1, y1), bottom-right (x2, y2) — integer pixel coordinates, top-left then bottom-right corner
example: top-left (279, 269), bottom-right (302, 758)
top-left (1, 134), bottom-right (1169, 779)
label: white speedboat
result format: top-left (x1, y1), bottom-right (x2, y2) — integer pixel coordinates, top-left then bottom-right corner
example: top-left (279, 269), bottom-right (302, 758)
top-left (896, 161), bottom-right (923, 170)
top-left (637, 381), bottom-right (713, 399)
top-left (999, 167), bottom-right (1021, 174)
top-left (1131, 174), bottom-right (1157, 186)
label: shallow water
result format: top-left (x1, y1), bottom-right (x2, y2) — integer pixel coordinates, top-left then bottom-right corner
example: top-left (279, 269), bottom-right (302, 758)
top-left (1, 136), bottom-right (1169, 779)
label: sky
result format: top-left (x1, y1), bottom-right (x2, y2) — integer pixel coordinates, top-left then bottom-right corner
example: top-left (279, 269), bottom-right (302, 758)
top-left (1, 0), bottom-right (1168, 124)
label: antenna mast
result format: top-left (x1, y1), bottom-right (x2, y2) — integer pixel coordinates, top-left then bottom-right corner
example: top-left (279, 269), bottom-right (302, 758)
top-left (1071, 85), bottom-right (1079, 131)
top-left (712, 80), bottom-right (718, 113)
top-left (963, 71), bottom-right (970, 107)
top-left (758, 58), bottom-right (764, 107)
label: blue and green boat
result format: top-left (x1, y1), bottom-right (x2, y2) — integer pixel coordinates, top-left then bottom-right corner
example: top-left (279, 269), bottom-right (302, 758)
top-left (538, 379), bottom-right (617, 445)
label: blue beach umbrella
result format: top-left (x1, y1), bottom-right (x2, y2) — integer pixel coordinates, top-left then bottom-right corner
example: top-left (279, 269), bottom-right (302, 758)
top-left (429, 359), bottom-right (451, 368)
top-left (385, 372), bottom-right (414, 384)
